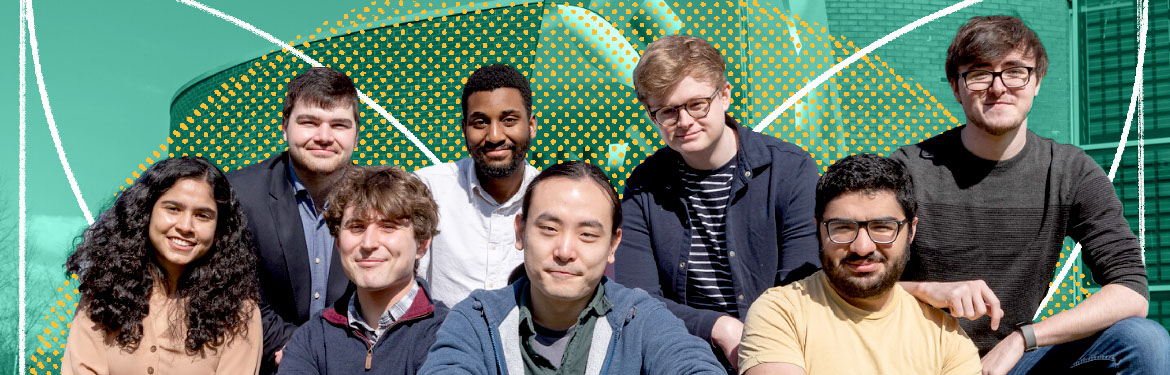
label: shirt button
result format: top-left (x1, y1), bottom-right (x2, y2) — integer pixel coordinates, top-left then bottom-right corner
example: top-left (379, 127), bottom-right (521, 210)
top-left (490, 244), bottom-right (497, 250)
top-left (149, 345), bottom-right (156, 353)
top-left (679, 262), bottom-right (686, 269)
top-left (315, 257), bottom-right (321, 264)
top-left (744, 170), bottom-right (751, 178)
top-left (147, 367), bottom-right (154, 374)
top-left (314, 292), bottom-right (320, 299)
top-left (738, 295), bottom-right (745, 301)
top-left (729, 251), bottom-right (736, 258)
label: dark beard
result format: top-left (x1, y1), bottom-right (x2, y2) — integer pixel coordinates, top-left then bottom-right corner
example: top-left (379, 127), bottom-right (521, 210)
top-left (822, 246), bottom-right (908, 299)
top-left (471, 140), bottom-right (530, 179)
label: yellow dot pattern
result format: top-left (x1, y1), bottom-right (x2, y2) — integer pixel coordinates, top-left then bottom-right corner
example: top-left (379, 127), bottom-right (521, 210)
top-left (29, 2), bottom-right (1090, 372)
top-left (27, 275), bottom-right (78, 375)
top-left (1040, 240), bottom-right (1093, 321)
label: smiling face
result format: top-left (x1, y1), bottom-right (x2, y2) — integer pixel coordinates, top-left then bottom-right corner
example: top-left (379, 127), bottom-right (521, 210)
top-left (819, 190), bottom-right (916, 300)
top-left (951, 48), bottom-right (1042, 136)
top-left (645, 75), bottom-right (737, 168)
top-left (283, 100), bottom-right (359, 175)
top-left (515, 177), bottom-right (621, 305)
top-left (336, 207), bottom-right (430, 293)
top-left (463, 88), bottom-right (537, 179)
top-left (149, 178), bottom-right (219, 278)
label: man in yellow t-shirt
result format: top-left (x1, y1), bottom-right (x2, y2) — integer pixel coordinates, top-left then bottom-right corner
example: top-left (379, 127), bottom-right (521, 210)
top-left (738, 154), bottom-right (981, 375)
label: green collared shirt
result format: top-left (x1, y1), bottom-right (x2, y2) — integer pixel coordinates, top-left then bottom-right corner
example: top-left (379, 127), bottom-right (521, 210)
top-left (517, 281), bottom-right (612, 375)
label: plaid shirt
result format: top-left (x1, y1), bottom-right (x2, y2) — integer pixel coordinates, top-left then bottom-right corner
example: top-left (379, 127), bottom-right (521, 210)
top-left (347, 281), bottom-right (419, 344)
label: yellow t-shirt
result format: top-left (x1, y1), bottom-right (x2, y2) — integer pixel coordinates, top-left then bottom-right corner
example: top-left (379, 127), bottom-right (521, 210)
top-left (739, 271), bottom-right (981, 375)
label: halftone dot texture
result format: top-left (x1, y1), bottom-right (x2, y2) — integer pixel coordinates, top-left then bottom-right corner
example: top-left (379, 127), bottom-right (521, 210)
top-left (28, 2), bottom-right (1103, 373)
top-left (165, 0), bottom-right (961, 183)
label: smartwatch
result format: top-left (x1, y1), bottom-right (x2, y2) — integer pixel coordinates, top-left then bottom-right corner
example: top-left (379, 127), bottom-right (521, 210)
top-left (1015, 323), bottom-right (1038, 352)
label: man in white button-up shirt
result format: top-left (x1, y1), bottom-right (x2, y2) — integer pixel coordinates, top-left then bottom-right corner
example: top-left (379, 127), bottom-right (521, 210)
top-left (415, 64), bottom-right (540, 307)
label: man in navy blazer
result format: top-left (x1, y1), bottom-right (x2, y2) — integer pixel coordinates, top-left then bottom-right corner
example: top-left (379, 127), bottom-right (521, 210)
top-left (228, 67), bottom-right (358, 374)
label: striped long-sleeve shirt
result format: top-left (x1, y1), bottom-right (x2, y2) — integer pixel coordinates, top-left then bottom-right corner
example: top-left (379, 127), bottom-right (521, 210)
top-left (681, 159), bottom-right (740, 317)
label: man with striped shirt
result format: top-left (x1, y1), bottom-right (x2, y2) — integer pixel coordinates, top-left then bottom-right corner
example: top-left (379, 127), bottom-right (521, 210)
top-left (616, 35), bottom-right (821, 372)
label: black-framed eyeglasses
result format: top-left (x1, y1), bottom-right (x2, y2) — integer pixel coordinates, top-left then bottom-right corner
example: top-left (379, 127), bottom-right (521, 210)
top-left (648, 89), bottom-right (720, 127)
top-left (821, 219), bottom-right (909, 244)
top-left (960, 67), bottom-right (1035, 91)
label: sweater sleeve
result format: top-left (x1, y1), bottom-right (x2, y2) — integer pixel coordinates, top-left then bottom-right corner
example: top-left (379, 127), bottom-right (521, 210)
top-left (615, 168), bottom-right (726, 342)
top-left (274, 315), bottom-right (322, 375)
top-left (218, 303), bottom-right (263, 375)
top-left (418, 308), bottom-right (490, 375)
top-left (639, 300), bottom-right (728, 375)
top-left (1067, 158), bottom-right (1149, 299)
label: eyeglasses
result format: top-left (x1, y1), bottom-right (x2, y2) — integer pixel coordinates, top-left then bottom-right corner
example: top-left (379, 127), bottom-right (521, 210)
top-left (648, 89), bottom-right (720, 127)
top-left (822, 219), bottom-right (909, 244)
top-left (960, 67), bottom-right (1035, 91)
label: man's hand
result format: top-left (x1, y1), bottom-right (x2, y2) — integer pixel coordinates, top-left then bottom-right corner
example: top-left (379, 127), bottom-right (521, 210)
top-left (711, 315), bottom-right (744, 371)
top-left (981, 331), bottom-right (1025, 375)
top-left (274, 347), bottom-right (284, 366)
top-left (903, 280), bottom-right (1004, 330)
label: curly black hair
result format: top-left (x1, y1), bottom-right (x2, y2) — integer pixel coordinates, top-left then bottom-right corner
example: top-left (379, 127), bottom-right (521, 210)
top-left (460, 64), bottom-right (532, 118)
top-left (65, 156), bottom-right (259, 355)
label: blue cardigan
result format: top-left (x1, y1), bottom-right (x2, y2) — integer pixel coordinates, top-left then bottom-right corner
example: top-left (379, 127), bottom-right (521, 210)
top-left (614, 115), bottom-right (821, 342)
top-left (418, 277), bottom-right (725, 374)
top-left (277, 279), bottom-right (449, 375)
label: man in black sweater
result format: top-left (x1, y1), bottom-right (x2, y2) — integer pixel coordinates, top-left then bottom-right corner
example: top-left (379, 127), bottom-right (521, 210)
top-left (892, 15), bottom-right (1169, 374)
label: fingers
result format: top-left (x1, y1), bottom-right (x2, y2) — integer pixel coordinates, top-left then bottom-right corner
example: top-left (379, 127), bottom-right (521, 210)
top-left (958, 295), bottom-right (974, 319)
top-left (981, 286), bottom-right (1004, 330)
top-left (941, 280), bottom-right (1002, 323)
top-left (972, 292), bottom-right (988, 319)
top-left (917, 280), bottom-right (1006, 328)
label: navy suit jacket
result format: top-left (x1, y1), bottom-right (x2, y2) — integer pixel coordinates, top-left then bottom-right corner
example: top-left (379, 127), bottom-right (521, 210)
top-left (227, 152), bottom-right (350, 374)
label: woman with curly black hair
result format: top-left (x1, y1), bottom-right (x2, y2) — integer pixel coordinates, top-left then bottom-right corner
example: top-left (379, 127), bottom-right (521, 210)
top-left (63, 156), bottom-right (262, 375)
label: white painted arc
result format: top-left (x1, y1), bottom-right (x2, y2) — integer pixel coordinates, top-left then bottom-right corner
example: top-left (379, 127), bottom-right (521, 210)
top-left (751, 0), bottom-right (985, 133)
top-left (1034, 0), bottom-right (1148, 321)
top-left (176, 0), bottom-right (441, 166)
top-left (18, 0), bottom-right (28, 372)
top-left (1138, 87), bottom-right (1145, 265)
top-left (24, 0), bottom-right (94, 225)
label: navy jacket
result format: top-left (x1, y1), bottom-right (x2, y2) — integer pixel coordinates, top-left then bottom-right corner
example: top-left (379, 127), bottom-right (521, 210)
top-left (614, 115), bottom-right (821, 342)
top-left (419, 276), bottom-right (724, 374)
top-left (277, 279), bottom-right (448, 374)
top-left (228, 152), bottom-right (351, 373)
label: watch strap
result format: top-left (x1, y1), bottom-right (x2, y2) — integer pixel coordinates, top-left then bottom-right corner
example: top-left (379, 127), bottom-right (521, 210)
top-left (1017, 323), bottom-right (1038, 352)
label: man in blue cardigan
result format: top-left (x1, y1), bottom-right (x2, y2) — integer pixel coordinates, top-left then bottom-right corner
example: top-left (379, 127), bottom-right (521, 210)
top-left (616, 35), bottom-right (821, 371)
top-left (277, 166), bottom-right (448, 374)
top-left (420, 161), bottom-right (724, 374)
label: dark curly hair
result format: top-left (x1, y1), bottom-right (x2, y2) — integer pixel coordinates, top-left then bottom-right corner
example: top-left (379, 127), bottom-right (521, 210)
top-left (815, 153), bottom-right (916, 222)
top-left (461, 64), bottom-right (532, 118)
top-left (65, 156), bottom-right (259, 355)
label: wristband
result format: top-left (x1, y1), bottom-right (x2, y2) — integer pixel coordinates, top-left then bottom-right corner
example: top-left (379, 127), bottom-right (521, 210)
top-left (1016, 323), bottom-right (1038, 352)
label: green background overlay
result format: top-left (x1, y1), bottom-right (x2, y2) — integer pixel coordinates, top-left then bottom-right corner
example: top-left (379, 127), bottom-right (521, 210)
top-left (6, 0), bottom-right (1167, 373)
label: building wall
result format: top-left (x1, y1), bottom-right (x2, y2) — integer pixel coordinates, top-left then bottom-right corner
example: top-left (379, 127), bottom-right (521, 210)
top-left (1080, 0), bottom-right (1170, 329)
top-left (823, 0), bottom-right (1073, 142)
